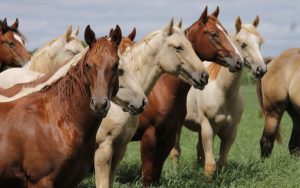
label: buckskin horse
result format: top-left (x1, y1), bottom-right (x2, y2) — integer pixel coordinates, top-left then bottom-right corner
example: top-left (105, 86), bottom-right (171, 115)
top-left (0, 18), bottom-right (31, 71)
top-left (173, 15), bottom-right (267, 178)
top-left (130, 6), bottom-right (243, 186)
top-left (0, 25), bottom-right (121, 188)
top-left (94, 18), bottom-right (208, 188)
top-left (258, 48), bottom-right (300, 158)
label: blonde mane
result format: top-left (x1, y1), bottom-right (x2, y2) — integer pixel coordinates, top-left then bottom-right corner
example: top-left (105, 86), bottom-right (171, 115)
top-left (0, 47), bottom-right (89, 102)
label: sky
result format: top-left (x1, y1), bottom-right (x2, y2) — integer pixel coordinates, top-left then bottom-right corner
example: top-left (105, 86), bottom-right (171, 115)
top-left (1, 0), bottom-right (299, 57)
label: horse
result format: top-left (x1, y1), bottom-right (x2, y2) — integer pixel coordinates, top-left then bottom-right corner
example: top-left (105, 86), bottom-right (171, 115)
top-left (0, 18), bottom-right (31, 71)
top-left (258, 48), bottom-right (300, 158)
top-left (0, 24), bottom-right (122, 188)
top-left (94, 18), bottom-right (208, 188)
top-left (0, 25), bottom-right (84, 89)
top-left (0, 29), bottom-right (147, 120)
top-left (172, 15), bottom-right (266, 178)
top-left (130, 6), bottom-right (243, 186)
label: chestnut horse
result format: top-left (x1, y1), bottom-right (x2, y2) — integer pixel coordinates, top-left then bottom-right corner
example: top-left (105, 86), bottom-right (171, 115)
top-left (0, 18), bottom-right (31, 71)
top-left (94, 18), bottom-right (208, 188)
top-left (0, 25), bottom-right (122, 188)
top-left (258, 48), bottom-right (300, 158)
top-left (131, 6), bottom-right (243, 186)
top-left (173, 16), bottom-right (266, 178)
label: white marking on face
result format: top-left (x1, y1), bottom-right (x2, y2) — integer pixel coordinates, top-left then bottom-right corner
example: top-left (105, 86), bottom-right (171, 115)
top-left (217, 24), bottom-right (242, 59)
top-left (13, 34), bottom-right (24, 46)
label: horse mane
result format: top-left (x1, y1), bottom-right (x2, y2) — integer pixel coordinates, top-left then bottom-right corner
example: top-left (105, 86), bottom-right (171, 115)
top-left (49, 54), bottom-right (91, 107)
top-left (242, 24), bottom-right (264, 44)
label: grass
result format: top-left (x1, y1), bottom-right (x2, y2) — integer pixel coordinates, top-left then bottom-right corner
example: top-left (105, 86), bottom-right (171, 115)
top-left (79, 84), bottom-right (300, 188)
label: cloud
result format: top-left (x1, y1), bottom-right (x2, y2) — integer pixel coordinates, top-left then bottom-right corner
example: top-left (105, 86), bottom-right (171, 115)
top-left (1, 0), bottom-right (299, 56)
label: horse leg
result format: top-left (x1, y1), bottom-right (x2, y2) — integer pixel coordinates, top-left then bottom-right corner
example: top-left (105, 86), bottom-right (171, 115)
top-left (200, 118), bottom-right (216, 178)
top-left (153, 133), bottom-right (177, 183)
top-left (109, 144), bottom-right (128, 187)
top-left (260, 111), bottom-right (284, 158)
top-left (170, 125), bottom-right (182, 167)
top-left (140, 126), bottom-right (156, 187)
top-left (218, 123), bottom-right (238, 171)
top-left (196, 129), bottom-right (205, 166)
top-left (286, 106), bottom-right (300, 156)
top-left (94, 139), bottom-right (113, 188)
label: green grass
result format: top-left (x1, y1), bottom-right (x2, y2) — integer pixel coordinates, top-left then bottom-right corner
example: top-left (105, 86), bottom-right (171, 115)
top-left (79, 84), bottom-right (300, 188)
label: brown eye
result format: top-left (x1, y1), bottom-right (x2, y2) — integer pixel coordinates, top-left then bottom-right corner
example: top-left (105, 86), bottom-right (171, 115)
top-left (241, 43), bottom-right (247, 48)
top-left (210, 32), bottom-right (218, 37)
top-left (174, 46), bottom-right (183, 53)
top-left (85, 63), bottom-right (91, 70)
top-left (8, 42), bottom-right (14, 48)
top-left (118, 68), bottom-right (124, 76)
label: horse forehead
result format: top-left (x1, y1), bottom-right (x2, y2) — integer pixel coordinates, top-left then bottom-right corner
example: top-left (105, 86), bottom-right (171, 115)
top-left (13, 33), bottom-right (25, 46)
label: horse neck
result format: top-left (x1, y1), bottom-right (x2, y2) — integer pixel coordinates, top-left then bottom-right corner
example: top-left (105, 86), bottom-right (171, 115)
top-left (49, 56), bottom-right (99, 132)
top-left (213, 63), bottom-right (243, 94)
top-left (122, 34), bottom-right (164, 95)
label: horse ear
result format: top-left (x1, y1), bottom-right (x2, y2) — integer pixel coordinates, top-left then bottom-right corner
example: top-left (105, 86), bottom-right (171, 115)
top-left (84, 25), bottom-right (96, 47)
top-left (1, 18), bottom-right (8, 33)
top-left (252, 15), bottom-right (260, 28)
top-left (127, 27), bottom-right (136, 41)
top-left (198, 6), bottom-right (208, 25)
top-left (111, 25), bottom-right (122, 47)
top-left (212, 6), bottom-right (219, 17)
top-left (65, 25), bottom-right (72, 42)
top-left (11, 18), bottom-right (19, 30)
top-left (235, 16), bottom-right (242, 33)
top-left (74, 26), bottom-right (79, 36)
top-left (108, 28), bottom-right (113, 37)
top-left (163, 18), bottom-right (174, 36)
top-left (176, 19), bottom-right (182, 28)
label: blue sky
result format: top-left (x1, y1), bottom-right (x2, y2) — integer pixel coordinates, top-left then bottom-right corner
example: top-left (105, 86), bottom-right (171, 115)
top-left (1, 0), bottom-right (299, 56)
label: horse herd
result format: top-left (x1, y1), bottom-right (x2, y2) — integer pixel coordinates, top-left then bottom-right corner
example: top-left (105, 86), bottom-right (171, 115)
top-left (0, 6), bottom-right (299, 188)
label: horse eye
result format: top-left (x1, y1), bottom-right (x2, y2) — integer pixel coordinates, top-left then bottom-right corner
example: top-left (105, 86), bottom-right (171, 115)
top-left (174, 46), bottom-right (183, 53)
top-left (241, 43), bottom-right (247, 48)
top-left (118, 68), bottom-right (124, 76)
top-left (210, 32), bottom-right (218, 37)
top-left (8, 42), bottom-right (14, 48)
top-left (85, 63), bottom-right (91, 70)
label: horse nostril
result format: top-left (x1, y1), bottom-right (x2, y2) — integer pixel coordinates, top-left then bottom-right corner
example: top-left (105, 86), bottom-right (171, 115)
top-left (201, 72), bottom-right (209, 83)
top-left (142, 98), bottom-right (148, 107)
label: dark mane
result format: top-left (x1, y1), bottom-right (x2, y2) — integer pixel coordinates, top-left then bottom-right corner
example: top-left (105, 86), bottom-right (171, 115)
top-left (0, 19), bottom-right (27, 42)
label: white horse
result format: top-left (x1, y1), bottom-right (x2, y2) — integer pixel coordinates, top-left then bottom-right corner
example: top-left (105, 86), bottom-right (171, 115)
top-left (94, 18), bottom-right (209, 188)
top-left (0, 25), bottom-right (84, 89)
top-left (171, 16), bottom-right (267, 177)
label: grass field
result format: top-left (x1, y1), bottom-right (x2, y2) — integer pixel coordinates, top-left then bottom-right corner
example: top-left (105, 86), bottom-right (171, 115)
top-left (79, 84), bottom-right (300, 188)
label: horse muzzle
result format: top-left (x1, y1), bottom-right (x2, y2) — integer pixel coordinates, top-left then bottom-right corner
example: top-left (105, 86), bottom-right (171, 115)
top-left (90, 97), bottom-right (111, 117)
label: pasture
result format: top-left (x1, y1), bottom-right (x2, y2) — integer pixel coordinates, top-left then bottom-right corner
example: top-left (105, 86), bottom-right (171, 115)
top-left (80, 80), bottom-right (300, 188)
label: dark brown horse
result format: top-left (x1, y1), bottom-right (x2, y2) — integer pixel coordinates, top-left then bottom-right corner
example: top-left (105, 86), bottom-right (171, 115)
top-left (0, 18), bottom-right (31, 71)
top-left (258, 48), bottom-right (300, 158)
top-left (0, 25), bottom-right (122, 188)
top-left (131, 6), bottom-right (242, 186)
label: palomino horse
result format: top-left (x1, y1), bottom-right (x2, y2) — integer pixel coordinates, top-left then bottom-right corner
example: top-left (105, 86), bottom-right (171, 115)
top-left (0, 25), bottom-right (84, 89)
top-left (172, 16), bottom-right (266, 178)
top-left (94, 18), bottom-right (208, 188)
top-left (0, 18), bottom-right (31, 71)
top-left (258, 48), bottom-right (300, 158)
top-left (131, 7), bottom-right (242, 186)
top-left (0, 28), bottom-right (147, 114)
top-left (0, 25), bottom-right (122, 188)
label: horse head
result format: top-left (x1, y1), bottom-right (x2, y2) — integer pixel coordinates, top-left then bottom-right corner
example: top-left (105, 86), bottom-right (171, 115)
top-left (185, 6), bottom-right (243, 72)
top-left (233, 16), bottom-right (267, 78)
